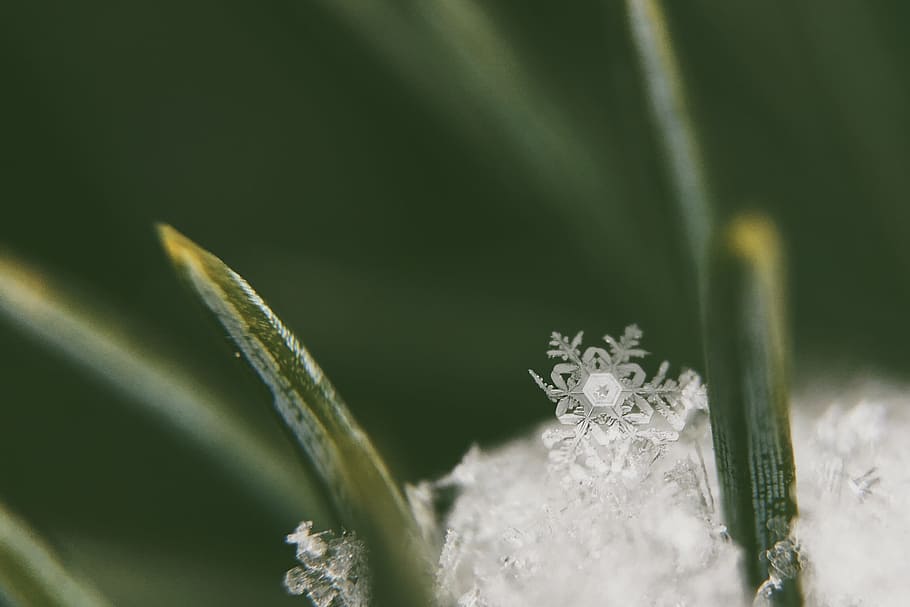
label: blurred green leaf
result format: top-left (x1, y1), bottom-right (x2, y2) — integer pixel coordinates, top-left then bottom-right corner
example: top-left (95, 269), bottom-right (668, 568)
top-left (311, 0), bottom-right (671, 295)
top-left (0, 500), bottom-right (112, 607)
top-left (705, 214), bottom-right (802, 605)
top-left (55, 533), bottom-right (296, 607)
top-left (625, 0), bottom-right (714, 300)
top-left (158, 224), bottom-right (431, 607)
top-left (322, 0), bottom-right (600, 201)
top-left (0, 254), bottom-right (323, 524)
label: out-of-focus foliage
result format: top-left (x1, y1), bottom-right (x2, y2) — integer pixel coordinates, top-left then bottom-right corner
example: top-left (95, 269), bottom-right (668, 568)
top-left (2, 1), bottom-right (909, 605)
top-left (0, 501), bottom-right (112, 607)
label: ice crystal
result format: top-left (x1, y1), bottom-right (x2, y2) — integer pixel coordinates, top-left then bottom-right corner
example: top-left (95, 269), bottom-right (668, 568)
top-left (753, 517), bottom-right (803, 605)
top-left (529, 326), bottom-right (707, 476)
top-left (283, 521), bottom-right (370, 607)
top-left (790, 386), bottom-right (910, 607)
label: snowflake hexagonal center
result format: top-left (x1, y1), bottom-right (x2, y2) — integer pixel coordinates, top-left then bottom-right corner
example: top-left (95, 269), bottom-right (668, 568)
top-left (581, 372), bottom-right (623, 409)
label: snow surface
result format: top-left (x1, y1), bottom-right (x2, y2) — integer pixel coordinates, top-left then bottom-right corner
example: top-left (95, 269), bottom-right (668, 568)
top-left (284, 380), bottom-right (910, 606)
top-left (433, 383), bottom-right (910, 606)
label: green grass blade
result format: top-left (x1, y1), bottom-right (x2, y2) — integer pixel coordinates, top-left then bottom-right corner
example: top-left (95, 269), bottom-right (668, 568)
top-left (157, 225), bottom-right (431, 607)
top-left (0, 254), bottom-right (323, 524)
top-left (0, 501), bottom-right (113, 607)
top-left (705, 214), bottom-right (802, 605)
top-left (412, 0), bottom-right (609, 209)
top-left (625, 0), bottom-right (714, 298)
top-left (322, 0), bottom-right (602, 204)
top-left (311, 0), bottom-right (671, 296)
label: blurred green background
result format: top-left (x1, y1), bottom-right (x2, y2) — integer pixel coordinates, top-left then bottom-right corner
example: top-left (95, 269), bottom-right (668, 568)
top-left (2, 1), bottom-right (909, 605)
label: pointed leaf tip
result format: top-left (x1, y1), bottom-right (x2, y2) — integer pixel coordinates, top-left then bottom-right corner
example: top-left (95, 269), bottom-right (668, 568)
top-left (155, 222), bottom-right (183, 255)
top-left (157, 223), bottom-right (217, 271)
top-left (726, 213), bottom-right (784, 277)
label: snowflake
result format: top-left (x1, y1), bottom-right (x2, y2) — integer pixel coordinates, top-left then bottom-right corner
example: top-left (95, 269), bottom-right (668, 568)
top-left (529, 325), bottom-right (706, 470)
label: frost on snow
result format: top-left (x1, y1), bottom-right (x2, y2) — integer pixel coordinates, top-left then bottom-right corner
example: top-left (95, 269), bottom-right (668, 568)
top-left (283, 521), bottom-right (370, 607)
top-left (789, 385), bottom-right (910, 607)
top-left (433, 424), bottom-right (741, 607)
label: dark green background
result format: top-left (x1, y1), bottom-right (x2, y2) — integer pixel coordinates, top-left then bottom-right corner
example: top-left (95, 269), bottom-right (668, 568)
top-left (2, 1), bottom-right (909, 605)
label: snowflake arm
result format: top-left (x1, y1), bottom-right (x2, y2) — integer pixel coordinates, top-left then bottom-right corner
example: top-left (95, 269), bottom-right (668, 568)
top-left (546, 331), bottom-right (585, 365)
top-left (528, 370), bottom-right (561, 401)
top-left (602, 324), bottom-right (649, 363)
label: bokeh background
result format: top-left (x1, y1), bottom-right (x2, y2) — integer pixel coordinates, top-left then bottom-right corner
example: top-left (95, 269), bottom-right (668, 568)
top-left (2, 1), bottom-right (909, 605)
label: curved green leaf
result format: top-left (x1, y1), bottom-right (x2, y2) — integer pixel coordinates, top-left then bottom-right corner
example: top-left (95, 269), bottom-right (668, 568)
top-left (158, 225), bottom-right (431, 607)
top-left (0, 254), bottom-right (323, 524)
top-left (625, 0), bottom-right (715, 301)
top-left (705, 214), bottom-right (802, 606)
top-left (0, 500), bottom-right (112, 607)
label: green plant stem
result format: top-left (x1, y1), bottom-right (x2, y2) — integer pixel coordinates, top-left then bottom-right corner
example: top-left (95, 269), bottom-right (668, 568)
top-left (705, 214), bottom-right (802, 606)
